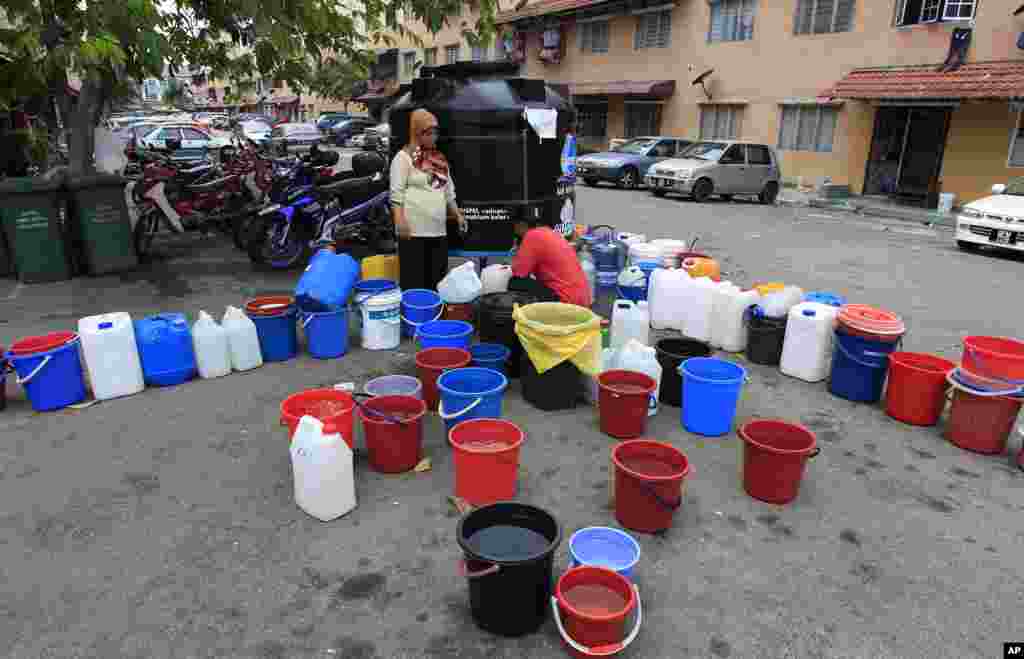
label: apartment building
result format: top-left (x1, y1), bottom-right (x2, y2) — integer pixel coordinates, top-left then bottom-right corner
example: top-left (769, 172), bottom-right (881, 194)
top-left (493, 0), bottom-right (1024, 206)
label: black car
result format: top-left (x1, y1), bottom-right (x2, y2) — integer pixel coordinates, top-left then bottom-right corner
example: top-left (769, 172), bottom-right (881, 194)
top-left (329, 118), bottom-right (376, 146)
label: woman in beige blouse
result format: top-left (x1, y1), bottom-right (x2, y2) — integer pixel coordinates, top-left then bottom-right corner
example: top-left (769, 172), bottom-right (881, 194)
top-left (390, 109), bottom-right (468, 292)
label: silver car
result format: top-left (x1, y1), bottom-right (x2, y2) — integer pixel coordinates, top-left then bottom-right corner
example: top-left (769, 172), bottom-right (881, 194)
top-left (645, 141), bottom-right (782, 204)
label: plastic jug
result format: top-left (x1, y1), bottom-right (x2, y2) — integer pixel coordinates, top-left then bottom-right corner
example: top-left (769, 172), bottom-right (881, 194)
top-left (77, 312), bottom-right (145, 401)
top-left (761, 285), bottom-right (804, 318)
top-left (649, 238), bottom-right (688, 267)
top-left (682, 277), bottom-right (715, 342)
top-left (617, 265), bottom-right (647, 301)
top-left (708, 281), bottom-right (739, 349)
top-left (192, 311), bottom-right (232, 379)
top-left (290, 415), bottom-right (356, 521)
top-left (720, 288), bottom-right (761, 353)
top-left (294, 249), bottom-right (360, 312)
top-left (612, 339), bottom-right (663, 416)
top-left (222, 306), bottom-right (264, 372)
top-left (134, 313), bottom-right (197, 387)
top-left (481, 264), bottom-right (513, 295)
top-left (628, 242), bottom-right (662, 267)
top-left (780, 302), bottom-right (839, 382)
top-left (648, 268), bottom-right (690, 331)
top-left (611, 299), bottom-right (649, 351)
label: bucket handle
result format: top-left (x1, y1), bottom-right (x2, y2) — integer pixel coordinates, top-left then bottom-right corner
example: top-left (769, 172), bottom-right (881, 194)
top-left (550, 583), bottom-right (642, 656)
top-left (458, 559), bottom-right (500, 578)
top-left (834, 335), bottom-right (901, 369)
top-left (961, 344), bottom-right (1024, 386)
top-left (438, 397), bottom-right (483, 420)
top-left (406, 304), bottom-right (446, 334)
top-left (15, 355), bottom-right (53, 386)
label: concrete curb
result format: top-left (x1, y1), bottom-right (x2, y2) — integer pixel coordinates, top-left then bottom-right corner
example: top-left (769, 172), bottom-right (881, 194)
top-left (778, 196), bottom-right (957, 230)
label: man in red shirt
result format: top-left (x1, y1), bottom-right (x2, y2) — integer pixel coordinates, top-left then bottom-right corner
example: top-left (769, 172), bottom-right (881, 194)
top-left (509, 217), bottom-right (593, 307)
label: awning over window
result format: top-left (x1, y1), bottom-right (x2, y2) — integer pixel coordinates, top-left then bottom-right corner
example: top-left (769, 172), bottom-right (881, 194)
top-left (823, 61), bottom-right (1024, 101)
top-left (570, 79), bottom-right (676, 98)
top-left (497, 0), bottom-right (614, 23)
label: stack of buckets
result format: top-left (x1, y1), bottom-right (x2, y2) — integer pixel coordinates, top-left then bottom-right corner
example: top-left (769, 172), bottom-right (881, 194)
top-left (946, 336), bottom-right (1024, 458)
top-left (245, 296), bottom-right (299, 362)
top-left (829, 304), bottom-right (906, 404)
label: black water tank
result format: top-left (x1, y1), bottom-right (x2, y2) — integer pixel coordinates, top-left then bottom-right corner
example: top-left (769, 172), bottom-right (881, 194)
top-left (478, 290), bottom-right (539, 378)
top-left (389, 62), bottom-right (575, 253)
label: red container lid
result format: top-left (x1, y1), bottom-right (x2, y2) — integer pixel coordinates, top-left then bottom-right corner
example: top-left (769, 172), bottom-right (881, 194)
top-left (837, 304), bottom-right (905, 337)
top-left (9, 331), bottom-right (76, 355)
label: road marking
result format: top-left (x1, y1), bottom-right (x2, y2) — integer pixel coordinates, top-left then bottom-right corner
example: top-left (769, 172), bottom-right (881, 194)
top-left (807, 213), bottom-right (837, 219)
top-left (6, 282), bottom-right (23, 300)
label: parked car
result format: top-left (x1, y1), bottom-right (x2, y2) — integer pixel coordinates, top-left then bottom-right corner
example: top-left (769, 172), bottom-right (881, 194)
top-left (645, 141), bottom-right (782, 204)
top-left (955, 178), bottom-right (1024, 253)
top-left (363, 123), bottom-right (391, 151)
top-left (236, 120), bottom-right (273, 148)
top-left (346, 133), bottom-right (367, 149)
top-left (328, 117), bottom-right (376, 146)
top-left (269, 122), bottom-right (324, 155)
top-left (317, 112), bottom-right (352, 131)
top-left (137, 124), bottom-right (232, 160)
top-left (576, 137), bottom-right (691, 189)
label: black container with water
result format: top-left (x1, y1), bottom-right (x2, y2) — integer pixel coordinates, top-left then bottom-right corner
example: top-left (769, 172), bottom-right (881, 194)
top-left (746, 313), bottom-right (788, 366)
top-left (456, 502), bottom-right (562, 637)
top-left (520, 350), bottom-right (582, 411)
top-left (389, 62), bottom-right (575, 254)
top-left (478, 291), bottom-right (539, 378)
top-left (656, 338), bottom-right (713, 407)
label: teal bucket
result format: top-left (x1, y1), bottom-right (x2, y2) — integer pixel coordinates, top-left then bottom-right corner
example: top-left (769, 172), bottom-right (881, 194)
top-left (437, 367), bottom-right (508, 432)
top-left (5, 337), bottom-right (88, 412)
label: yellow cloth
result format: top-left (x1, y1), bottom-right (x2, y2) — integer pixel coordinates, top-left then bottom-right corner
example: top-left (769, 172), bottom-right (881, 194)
top-left (513, 302), bottom-right (601, 376)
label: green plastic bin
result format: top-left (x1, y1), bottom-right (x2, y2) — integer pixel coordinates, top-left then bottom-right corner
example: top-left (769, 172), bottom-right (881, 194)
top-left (66, 174), bottom-right (138, 275)
top-left (0, 176), bottom-right (73, 283)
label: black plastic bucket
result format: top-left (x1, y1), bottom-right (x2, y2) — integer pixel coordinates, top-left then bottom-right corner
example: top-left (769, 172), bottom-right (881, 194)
top-left (746, 314), bottom-right (788, 366)
top-left (520, 350), bottom-right (582, 411)
top-left (456, 502), bottom-right (562, 637)
top-left (656, 338), bottom-right (712, 407)
top-left (478, 292), bottom-right (539, 378)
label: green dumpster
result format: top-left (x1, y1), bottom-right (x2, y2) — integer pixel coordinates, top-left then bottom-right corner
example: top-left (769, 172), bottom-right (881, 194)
top-left (0, 176), bottom-right (73, 283)
top-left (66, 174), bottom-right (138, 275)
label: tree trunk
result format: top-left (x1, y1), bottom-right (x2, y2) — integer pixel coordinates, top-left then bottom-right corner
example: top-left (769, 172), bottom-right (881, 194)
top-left (67, 78), bottom-right (103, 176)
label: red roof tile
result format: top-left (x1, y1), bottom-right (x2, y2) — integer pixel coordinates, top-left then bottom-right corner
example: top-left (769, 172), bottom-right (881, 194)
top-left (497, 0), bottom-right (612, 23)
top-left (825, 61), bottom-right (1024, 100)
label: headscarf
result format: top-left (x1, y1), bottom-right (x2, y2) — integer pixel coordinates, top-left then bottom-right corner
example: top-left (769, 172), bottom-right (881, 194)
top-left (408, 109), bottom-right (449, 191)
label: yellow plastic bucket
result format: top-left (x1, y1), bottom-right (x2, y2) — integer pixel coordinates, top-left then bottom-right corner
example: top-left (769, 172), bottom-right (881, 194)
top-left (362, 255), bottom-right (400, 282)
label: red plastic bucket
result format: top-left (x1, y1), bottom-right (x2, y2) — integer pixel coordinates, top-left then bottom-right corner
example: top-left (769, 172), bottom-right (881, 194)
top-left (946, 383), bottom-right (1022, 455)
top-left (553, 566), bottom-right (641, 658)
top-left (280, 388), bottom-right (355, 447)
top-left (448, 418), bottom-right (525, 506)
top-left (884, 352), bottom-right (955, 426)
top-left (597, 370), bottom-right (656, 440)
top-left (961, 336), bottom-right (1024, 384)
top-left (9, 331), bottom-right (76, 355)
top-left (611, 440), bottom-right (690, 534)
top-left (739, 419), bottom-right (819, 505)
top-left (416, 347), bottom-right (472, 411)
top-left (358, 395), bottom-right (426, 473)
top-left (442, 302), bottom-right (476, 324)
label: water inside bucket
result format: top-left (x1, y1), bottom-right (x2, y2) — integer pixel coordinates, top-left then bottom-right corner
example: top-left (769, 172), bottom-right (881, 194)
top-left (619, 455), bottom-right (677, 477)
top-left (562, 583), bottom-right (629, 616)
top-left (309, 399), bottom-right (351, 418)
top-left (466, 525), bottom-right (549, 561)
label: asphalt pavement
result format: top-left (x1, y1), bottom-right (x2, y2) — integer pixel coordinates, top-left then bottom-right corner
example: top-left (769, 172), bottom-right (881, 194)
top-left (0, 185), bottom-right (1022, 658)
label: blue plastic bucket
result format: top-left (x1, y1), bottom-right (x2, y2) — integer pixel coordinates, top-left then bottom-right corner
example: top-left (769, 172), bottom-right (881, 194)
top-left (804, 291), bottom-right (846, 308)
top-left (402, 289), bottom-right (443, 337)
top-left (6, 337), bottom-right (87, 412)
top-left (437, 367), bottom-right (508, 431)
top-left (417, 320), bottom-right (474, 351)
top-left (248, 306), bottom-right (298, 362)
top-left (568, 526), bottom-right (641, 581)
top-left (301, 308), bottom-right (349, 359)
top-left (679, 357), bottom-right (746, 437)
top-left (470, 343), bottom-right (512, 374)
top-left (829, 327), bottom-right (900, 403)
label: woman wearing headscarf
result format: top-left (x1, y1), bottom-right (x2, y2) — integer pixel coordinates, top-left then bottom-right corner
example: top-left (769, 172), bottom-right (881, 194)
top-left (390, 109), bottom-right (468, 292)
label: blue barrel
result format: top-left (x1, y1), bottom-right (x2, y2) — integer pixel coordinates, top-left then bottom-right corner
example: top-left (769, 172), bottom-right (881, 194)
top-left (679, 357), bottom-right (746, 437)
top-left (134, 313), bottom-right (197, 386)
top-left (417, 320), bottom-right (474, 350)
top-left (437, 367), bottom-right (508, 432)
top-left (569, 527), bottom-right (641, 581)
top-left (5, 337), bottom-right (87, 412)
top-left (829, 328), bottom-right (899, 403)
top-left (470, 343), bottom-right (512, 374)
top-left (248, 306), bottom-right (298, 363)
top-left (804, 291), bottom-right (847, 308)
top-left (301, 308), bottom-right (349, 359)
top-left (402, 288), bottom-right (443, 337)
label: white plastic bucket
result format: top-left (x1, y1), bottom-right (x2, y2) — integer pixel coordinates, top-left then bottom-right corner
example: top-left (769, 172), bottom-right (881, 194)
top-left (359, 288), bottom-right (402, 350)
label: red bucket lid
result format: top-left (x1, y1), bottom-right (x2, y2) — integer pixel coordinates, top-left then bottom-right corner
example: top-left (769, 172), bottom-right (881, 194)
top-left (837, 304), bottom-right (905, 337)
top-left (9, 331), bottom-right (76, 355)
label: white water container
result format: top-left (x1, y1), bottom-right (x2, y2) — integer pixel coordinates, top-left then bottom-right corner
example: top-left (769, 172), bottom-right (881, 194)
top-left (611, 299), bottom-right (649, 351)
top-left (682, 277), bottom-right (715, 342)
top-left (708, 281), bottom-right (738, 349)
top-left (290, 415), bottom-right (356, 521)
top-left (222, 306), bottom-right (264, 371)
top-left (720, 288), bottom-right (761, 353)
top-left (628, 242), bottom-right (662, 267)
top-left (613, 339), bottom-right (663, 416)
top-left (77, 312), bottom-right (145, 401)
top-left (481, 264), bottom-right (513, 295)
top-left (761, 285), bottom-right (805, 318)
top-left (648, 268), bottom-right (690, 331)
top-left (359, 287), bottom-right (402, 350)
top-left (649, 238), bottom-right (688, 267)
top-left (780, 302), bottom-right (839, 382)
top-left (585, 347), bottom-right (615, 406)
top-left (192, 310), bottom-right (232, 379)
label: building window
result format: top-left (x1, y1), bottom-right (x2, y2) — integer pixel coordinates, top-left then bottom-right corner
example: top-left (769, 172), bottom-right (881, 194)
top-left (424, 48), bottom-right (437, 67)
top-left (942, 0), bottom-right (975, 19)
top-left (579, 20), bottom-right (610, 53)
top-left (708, 0), bottom-right (756, 42)
top-left (576, 104), bottom-right (609, 139)
top-left (446, 44), bottom-right (459, 64)
top-left (895, 0), bottom-right (974, 25)
top-left (635, 10), bottom-right (672, 49)
top-left (778, 105), bottom-right (839, 152)
top-left (403, 52), bottom-right (416, 77)
top-left (794, 0), bottom-right (856, 35)
top-left (1009, 112), bottom-right (1024, 167)
top-left (699, 105), bottom-right (742, 140)
top-left (471, 44), bottom-right (486, 61)
top-left (624, 104), bottom-right (661, 138)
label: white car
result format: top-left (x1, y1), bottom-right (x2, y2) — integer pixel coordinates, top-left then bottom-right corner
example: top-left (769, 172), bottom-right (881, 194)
top-left (138, 124), bottom-right (232, 151)
top-left (956, 179), bottom-right (1024, 253)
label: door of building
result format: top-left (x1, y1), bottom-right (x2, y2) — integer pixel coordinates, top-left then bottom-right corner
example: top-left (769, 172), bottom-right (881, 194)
top-left (863, 106), bottom-right (951, 207)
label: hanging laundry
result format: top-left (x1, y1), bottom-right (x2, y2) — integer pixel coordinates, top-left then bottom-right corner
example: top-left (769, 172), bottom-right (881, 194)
top-left (936, 28), bottom-right (972, 73)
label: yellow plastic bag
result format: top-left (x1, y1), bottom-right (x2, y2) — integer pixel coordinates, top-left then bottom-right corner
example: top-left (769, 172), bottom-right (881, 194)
top-left (513, 302), bottom-right (602, 376)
